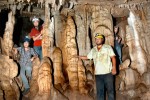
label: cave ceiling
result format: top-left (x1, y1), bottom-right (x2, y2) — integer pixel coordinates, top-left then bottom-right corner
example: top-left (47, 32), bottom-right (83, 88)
top-left (0, 0), bottom-right (150, 17)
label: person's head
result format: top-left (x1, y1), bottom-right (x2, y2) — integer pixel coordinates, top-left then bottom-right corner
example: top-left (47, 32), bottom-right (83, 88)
top-left (32, 17), bottom-right (39, 27)
top-left (23, 37), bottom-right (30, 48)
top-left (94, 33), bottom-right (105, 45)
top-left (114, 26), bottom-right (119, 34)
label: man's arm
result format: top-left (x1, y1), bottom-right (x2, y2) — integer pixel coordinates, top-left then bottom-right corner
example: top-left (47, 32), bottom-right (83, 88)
top-left (111, 56), bottom-right (116, 75)
top-left (78, 56), bottom-right (89, 60)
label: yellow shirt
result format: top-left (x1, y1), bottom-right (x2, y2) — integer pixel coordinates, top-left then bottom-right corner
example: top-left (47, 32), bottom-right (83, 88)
top-left (87, 44), bottom-right (115, 75)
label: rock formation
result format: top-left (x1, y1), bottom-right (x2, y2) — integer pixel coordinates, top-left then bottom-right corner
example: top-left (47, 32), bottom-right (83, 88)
top-left (126, 11), bottom-right (148, 75)
top-left (0, 10), bottom-right (19, 100)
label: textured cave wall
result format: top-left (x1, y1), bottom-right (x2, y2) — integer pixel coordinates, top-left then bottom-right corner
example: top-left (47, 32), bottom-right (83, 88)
top-left (0, 1), bottom-right (150, 100)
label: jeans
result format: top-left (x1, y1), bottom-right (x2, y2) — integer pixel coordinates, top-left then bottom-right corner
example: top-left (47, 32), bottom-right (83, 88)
top-left (95, 73), bottom-right (115, 100)
top-left (115, 46), bottom-right (122, 64)
top-left (20, 66), bottom-right (32, 89)
top-left (34, 46), bottom-right (42, 60)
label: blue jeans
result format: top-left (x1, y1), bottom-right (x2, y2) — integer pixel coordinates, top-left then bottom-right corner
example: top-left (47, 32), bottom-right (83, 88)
top-left (115, 46), bottom-right (122, 64)
top-left (34, 46), bottom-right (42, 60)
top-left (20, 66), bottom-right (32, 89)
top-left (95, 73), bottom-right (115, 100)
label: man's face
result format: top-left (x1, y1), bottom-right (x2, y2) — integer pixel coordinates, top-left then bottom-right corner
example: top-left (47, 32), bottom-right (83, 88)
top-left (95, 38), bottom-right (103, 45)
top-left (33, 20), bottom-right (39, 27)
top-left (114, 27), bottom-right (118, 33)
top-left (23, 41), bottom-right (29, 48)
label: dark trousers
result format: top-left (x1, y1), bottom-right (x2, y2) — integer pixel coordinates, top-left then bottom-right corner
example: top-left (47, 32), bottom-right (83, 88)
top-left (95, 73), bottom-right (115, 100)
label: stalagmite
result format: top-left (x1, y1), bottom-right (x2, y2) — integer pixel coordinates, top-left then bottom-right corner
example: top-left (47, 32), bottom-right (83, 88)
top-left (118, 68), bottom-right (140, 91)
top-left (126, 11), bottom-right (148, 75)
top-left (0, 56), bottom-right (19, 100)
top-left (52, 47), bottom-right (65, 86)
top-left (119, 59), bottom-right (130, 70)
top-left (32, 57), bottom-right (68, 100)
top-left (62, 16), bottom-right (79, 90)
top-left (0, 10), bottom-right (19, 100)
top-left (1, 11), bottom-right (15, 56)
top-left (28, 57), bottom-right (41, 98)
top-left (78, 59), bottom-right (88, 94)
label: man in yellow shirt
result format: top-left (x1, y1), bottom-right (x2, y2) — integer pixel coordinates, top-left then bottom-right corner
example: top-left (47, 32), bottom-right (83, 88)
top-left (78, 33), bottom-right (116, 100)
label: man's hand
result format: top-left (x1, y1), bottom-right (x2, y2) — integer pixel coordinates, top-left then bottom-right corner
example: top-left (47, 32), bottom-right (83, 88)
top-left (111, 68), bottom-right (117, 75)
top-left (111, 56), bottom-right (116, 75)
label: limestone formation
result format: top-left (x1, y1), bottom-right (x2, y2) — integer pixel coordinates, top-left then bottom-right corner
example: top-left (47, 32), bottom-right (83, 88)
top-left (30, 57), bottom-right (67, 100)
top-left (42, 2), bottom-right (65, 87)
top-left (0, 56), bottom-right (19, 100)
top-left (75, 6), bottom-right (91, 66)
top-left (52, 47), bottom-right (65, 86)
top-left (42, 2), bottom-right (54, 58)
top-left (62, 16), bottom-right (79, 90)
top-left (27, 57), bottom-right (41, 98)
top-left (54, 11), bottom-right (67, 48)
top-left (0, 10), bottom-right (19, 100)
top-left (126, 11), bottom-right (148, 75)
top-left (1, 11), bottom-right (15, 56)
top-left (90, 6), bottom-right (114, 46)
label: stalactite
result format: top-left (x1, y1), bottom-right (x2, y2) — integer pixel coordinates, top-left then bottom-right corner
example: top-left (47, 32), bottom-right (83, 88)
top-left (38, 0), bottom-right (44, 8)
top-left (27, 3), bottom-right (31, 12)
top-left (75, 5), bottom-right (91, 66)
top-left (10, 4), bottom-right (17, 15)
top-left (54, 11), bottom-right (66, 48)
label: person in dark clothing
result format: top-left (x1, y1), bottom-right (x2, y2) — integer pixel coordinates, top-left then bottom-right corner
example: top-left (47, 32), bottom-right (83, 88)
top-left (114, 26), bottom-right (122, 64)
